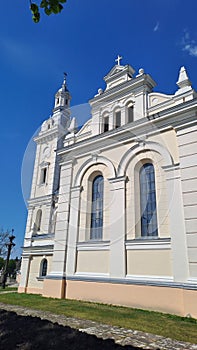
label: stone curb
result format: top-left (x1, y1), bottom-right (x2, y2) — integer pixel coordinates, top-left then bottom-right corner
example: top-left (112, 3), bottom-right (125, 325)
top-left (0, 303), bottom-right (196, 350)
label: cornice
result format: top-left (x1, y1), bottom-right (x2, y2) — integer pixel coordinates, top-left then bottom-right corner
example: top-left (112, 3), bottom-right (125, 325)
top-left (28, 194), bottom-right (54, 207)
top-left (89, 74), bottom-right (156, 105)
top-left (56, 98), bottom-right (197, 165)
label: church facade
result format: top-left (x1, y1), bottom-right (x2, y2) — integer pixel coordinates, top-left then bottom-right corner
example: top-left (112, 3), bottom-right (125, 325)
top-left (19, 59), bottom-right (197, 318)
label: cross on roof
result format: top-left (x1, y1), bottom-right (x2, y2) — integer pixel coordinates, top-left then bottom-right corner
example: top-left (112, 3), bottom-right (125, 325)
top-left (115, 55), bottom-right (123, 66)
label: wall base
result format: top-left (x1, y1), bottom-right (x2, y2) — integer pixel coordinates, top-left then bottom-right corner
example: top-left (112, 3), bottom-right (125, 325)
top-left (66, 280), bottom-right (197, 318)
top-left (42, 278), bottom-right (66, 299)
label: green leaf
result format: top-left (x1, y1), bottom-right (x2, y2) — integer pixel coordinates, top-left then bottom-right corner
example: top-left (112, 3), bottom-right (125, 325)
top-left (40, 0), bottom-right (48, 9)
top-left (44, 7), bottom-right (52, 15)
top-left (50, 5), bottom-right (60, 14)
top-left (30, 3), bottom-right (39, 14)
top-left (32, 12), bottom-right (40, 23)
top-left (58, 4), bottom-right (63, 12)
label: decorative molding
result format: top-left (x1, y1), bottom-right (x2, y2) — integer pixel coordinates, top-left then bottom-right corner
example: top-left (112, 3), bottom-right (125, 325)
top-left (117, 141), bottom-right (174, 177)
top-left (77, 240), bottom-right (110, 251)
top-left (74, 155), bottom-right (116, 187)
top-left (66, 274), bottom-right (197, 290)
top-left (126, 238), bottom-right (171, 250)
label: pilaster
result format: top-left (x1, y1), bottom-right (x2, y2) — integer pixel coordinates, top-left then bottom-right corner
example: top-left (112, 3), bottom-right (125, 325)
top-left (108, 176), bottom-right (127, 278)
top-left (18, 256), bottom-right (31, 293)
top-left (47, 160), bottom-right (73, 279)
top-left (66, 186), bottom-right (82, 275)
top-left (164, 165), bottom-right (189, 282)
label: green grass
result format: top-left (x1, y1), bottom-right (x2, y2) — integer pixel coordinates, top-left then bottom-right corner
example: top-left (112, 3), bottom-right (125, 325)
top-left (0, 292), bottom-right (196, 344)
top-left (0, 286), bottom-right (18, 292)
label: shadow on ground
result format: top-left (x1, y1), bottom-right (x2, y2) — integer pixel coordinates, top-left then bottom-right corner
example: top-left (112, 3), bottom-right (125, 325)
top-left (0, 309), bottom-right (141, 350)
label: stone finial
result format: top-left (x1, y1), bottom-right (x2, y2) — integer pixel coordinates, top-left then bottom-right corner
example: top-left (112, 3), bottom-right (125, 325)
top-left (136, 68), bottom-right (145, 78)
top-left (176, 66), bottom-right (192, 90)
top-left (98, 88), bottom-right (103, 95)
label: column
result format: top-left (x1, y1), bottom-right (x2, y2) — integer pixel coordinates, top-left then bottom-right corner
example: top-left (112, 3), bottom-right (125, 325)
top-left (66, 186), bottom-right (81, 275)
top-left (164, 165), bottom-right (189, 282)
top-left (108, 176), bottom-right (126, 278)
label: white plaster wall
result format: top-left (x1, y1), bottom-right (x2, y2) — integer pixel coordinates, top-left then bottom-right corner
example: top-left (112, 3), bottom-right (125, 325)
top-left (177, 124), bottom-right (197, 278)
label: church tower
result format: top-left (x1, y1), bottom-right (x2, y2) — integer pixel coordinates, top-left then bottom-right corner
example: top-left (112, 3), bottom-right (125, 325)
top-left (19, 75), bottom-right (71, 293)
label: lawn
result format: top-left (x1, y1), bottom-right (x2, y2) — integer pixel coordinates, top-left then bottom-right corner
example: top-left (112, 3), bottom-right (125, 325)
top-left (0, 292), bottom-right (196, 344)
top-left (0, 286), bottom-right (18, 293)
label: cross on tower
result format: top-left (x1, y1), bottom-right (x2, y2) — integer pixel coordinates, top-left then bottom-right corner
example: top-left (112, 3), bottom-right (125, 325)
top-left (115, 55), bottom-right (123, 66)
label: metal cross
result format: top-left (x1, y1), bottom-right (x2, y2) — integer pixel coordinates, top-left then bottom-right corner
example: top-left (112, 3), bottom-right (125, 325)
top-left (115, 55), bottom-right (122, 65)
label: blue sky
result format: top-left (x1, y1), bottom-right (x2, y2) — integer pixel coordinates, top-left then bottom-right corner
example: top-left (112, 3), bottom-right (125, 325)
top-left (0, 0), bottom-right (197, 257)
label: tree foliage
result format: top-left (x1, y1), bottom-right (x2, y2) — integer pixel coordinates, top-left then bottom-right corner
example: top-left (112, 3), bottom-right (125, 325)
top-left (30, 0), bottom-right (67, 23)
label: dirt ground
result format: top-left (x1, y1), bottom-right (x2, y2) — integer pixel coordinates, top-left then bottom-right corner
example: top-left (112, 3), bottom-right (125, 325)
top-left (0, 309), bottom-right (141, 350)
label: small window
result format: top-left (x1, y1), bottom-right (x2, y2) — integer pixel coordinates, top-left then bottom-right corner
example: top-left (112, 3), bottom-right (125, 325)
top-left (104, 116), bottom-right (109, 132)
top-left (40, 167), bottom-right (47, 184)
top-left (40, 259), bottom-right (48, 277)
top-left (128, 106), bottom-right (133, 123)
top-left (35, 209), bottom-right (42, 232)
top-left (115, 111), bottom-right (121, 128)
top-left (56, 97), bottom-right (59, 105)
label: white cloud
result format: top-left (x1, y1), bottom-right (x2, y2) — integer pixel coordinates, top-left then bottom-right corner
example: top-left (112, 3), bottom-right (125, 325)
top-left (181, 30), bottom-right (197, 57)
top-left (153, 21), bottom-right (159, 32)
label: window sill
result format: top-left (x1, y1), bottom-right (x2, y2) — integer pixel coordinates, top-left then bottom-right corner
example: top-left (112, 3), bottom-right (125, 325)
top-left (77, 240), bottom-right (110, 251)
top-left (126, 237), bottom-right (171, 250)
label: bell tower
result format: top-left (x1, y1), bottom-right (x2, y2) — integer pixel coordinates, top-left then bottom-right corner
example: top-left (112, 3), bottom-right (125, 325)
top-left (23, 74), bottom-right (71, 244)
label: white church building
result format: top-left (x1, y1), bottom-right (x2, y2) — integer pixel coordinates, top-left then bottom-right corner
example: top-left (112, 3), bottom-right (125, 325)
top-left (19, 58), bottom-right (197, 318)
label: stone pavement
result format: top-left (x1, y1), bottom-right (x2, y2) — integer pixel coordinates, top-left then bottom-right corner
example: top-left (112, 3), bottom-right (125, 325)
top-left (0, 303), bottom-right (196, 350)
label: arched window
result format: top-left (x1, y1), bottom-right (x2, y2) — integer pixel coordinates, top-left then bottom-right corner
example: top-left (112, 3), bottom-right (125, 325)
top-left (90, 175), bottom-right (104, 240)
top-left (140, 163), bottom-right (158, 237)
top-left (40, 258), bottom-right (47, 277)
top-left (103, 116), bottom-right (109, 132)
top-left (115, 111), bottom-right (121, 128)
top-left (35, 209), bottom-right (42, 232)
top-left (127, 105), bottom-right (133, 123)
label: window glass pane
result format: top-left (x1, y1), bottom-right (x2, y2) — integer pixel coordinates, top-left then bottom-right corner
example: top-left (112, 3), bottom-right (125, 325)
top-left (41, 259), bottom-right (47, 277)
top-left (41, 167), bottom-right (47, 184)
top-left (140, 164), bottom-right (158, 237)
top-left (128, 106), bottom-right (133, 123)
top-left (104, 117), bottom-right (109, 132)
top-left (90, 175), bottom-right (103, 240)
top-left (115, 111), bottom-right (121, 128)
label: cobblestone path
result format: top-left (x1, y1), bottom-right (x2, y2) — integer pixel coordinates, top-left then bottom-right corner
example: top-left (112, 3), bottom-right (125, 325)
top-left (0, 303), bottom-right (196, 349)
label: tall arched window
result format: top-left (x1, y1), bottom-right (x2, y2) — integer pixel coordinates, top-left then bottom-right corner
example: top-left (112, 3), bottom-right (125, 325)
top-left (35, 209), bottom-right (42, 232)
top-left (40, 258), bottom-right (47, 277)
top-left (90, 175), bottom-right (104, 240)
top-left (140, 163), bottom-right (158, 237)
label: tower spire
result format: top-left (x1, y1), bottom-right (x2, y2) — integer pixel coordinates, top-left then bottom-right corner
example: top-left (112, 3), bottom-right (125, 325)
top-left (54, 72), bottom-right (71, 110)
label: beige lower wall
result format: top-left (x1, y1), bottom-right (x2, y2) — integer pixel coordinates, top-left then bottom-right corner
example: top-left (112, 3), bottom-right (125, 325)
top-left (42, 278), bottom-right (66, 299)
top-left (76, 251), bottom-right (109, 273)
top-left (66, 280), bottom-right (197, 318)
top-left (18, 286), bottom-right (43, 295)
top-left (127, 250), bottom-right (172, 276)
